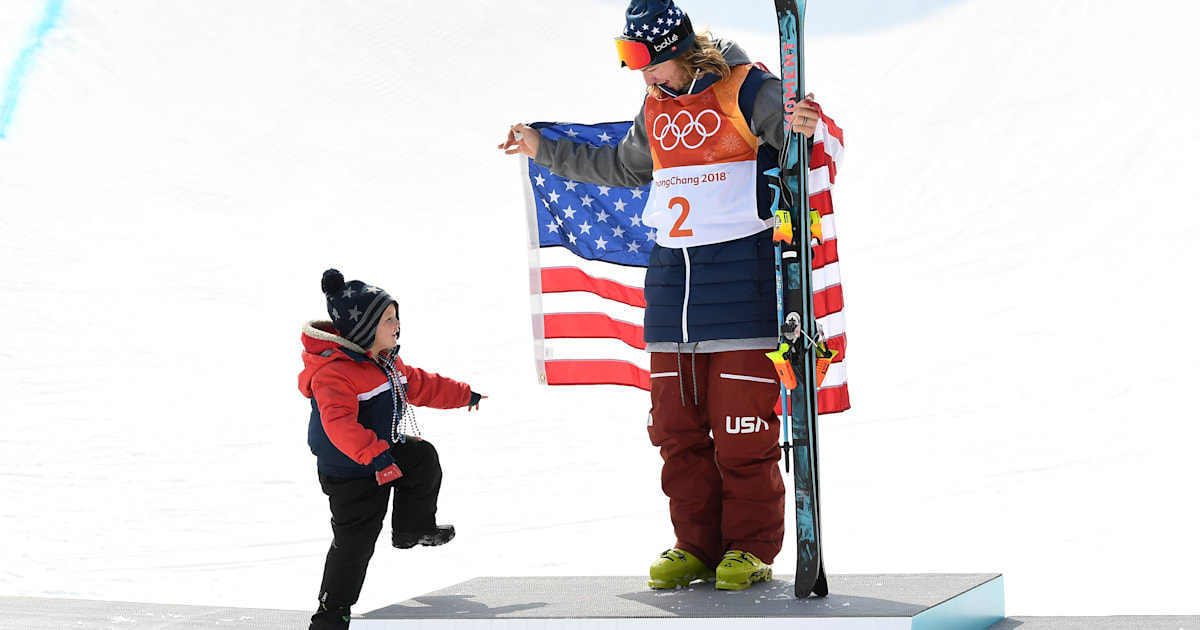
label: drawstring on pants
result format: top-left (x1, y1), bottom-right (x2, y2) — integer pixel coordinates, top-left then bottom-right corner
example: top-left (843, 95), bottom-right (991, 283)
top-left (692, 352), bottom-right (698, 407)
top-left (676, 349), bottom-right (685, 406)
top-left (675, 344), bottom-right (700, 407)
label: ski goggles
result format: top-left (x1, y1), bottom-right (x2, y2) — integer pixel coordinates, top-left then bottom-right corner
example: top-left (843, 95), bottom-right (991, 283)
top-left (615, 15), bottom-right (693, 70)
top-left (615, 37), bottom-right (654, 70)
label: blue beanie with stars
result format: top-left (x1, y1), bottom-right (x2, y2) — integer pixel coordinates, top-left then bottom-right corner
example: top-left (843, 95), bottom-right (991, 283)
top-left (321, 269), bottom-right (398, 351)
top-left (622, 0), bottom-right (694, 66)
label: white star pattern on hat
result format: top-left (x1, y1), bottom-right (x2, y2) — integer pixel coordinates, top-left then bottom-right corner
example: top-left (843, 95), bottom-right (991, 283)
top-left (349, 306), bottom-right (362, 321)
top-left (626, 4), bottom-right (687, 43)
top-left (365, 286), bottom-right (381, 294)
top-left (342, 287), bottom-right (355, 298)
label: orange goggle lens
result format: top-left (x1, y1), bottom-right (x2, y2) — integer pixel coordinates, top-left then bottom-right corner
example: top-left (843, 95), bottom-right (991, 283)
top-left (615, 37), bottom-right (652, 70)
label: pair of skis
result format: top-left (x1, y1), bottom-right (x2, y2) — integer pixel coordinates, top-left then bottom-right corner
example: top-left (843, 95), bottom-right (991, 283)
top-left (766, 0), bottom-right (829, 599)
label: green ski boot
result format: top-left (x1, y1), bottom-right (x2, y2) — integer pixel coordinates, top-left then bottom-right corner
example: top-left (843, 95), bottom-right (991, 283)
top-left (714, 550), bottom-right (773, 591)
top-left (648, 549), bottom-right (715, 589)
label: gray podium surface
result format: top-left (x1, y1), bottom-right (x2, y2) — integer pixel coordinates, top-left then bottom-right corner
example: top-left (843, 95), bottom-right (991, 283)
top-left (364, 573), bottom-right (999, 620)
top-left (352, 573), bottom-right (1009, 629)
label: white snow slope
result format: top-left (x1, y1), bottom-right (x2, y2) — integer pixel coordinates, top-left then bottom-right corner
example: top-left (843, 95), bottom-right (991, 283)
top-left (1, 0), bottom-right (1198, 618)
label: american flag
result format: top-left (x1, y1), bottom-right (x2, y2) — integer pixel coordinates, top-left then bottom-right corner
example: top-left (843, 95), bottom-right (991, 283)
top-left (522, 116), bottom-right (849, 414)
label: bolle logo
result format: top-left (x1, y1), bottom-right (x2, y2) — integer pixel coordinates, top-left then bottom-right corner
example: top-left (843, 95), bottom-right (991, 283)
top-left (652, 109), bottom-right (722, 151)
top-left (653, 33), bottom-right (679, 52)
top-left (725, 416), bottom-right (768, 434)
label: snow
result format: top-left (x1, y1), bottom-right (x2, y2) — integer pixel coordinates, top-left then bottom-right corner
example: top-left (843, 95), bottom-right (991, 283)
top-left (2, 0), bottom-right (1198, 618)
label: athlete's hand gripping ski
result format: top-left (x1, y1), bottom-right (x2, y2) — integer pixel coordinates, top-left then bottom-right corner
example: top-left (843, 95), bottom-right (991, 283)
top-left (790, 93), bottom-right (819, 138)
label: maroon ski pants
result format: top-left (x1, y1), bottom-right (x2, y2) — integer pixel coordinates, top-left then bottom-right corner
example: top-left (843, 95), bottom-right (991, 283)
top-left (648, 349), bottom-right (785, 568)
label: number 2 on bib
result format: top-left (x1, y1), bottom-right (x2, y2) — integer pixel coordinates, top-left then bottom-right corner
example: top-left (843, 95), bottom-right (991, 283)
top-left (669, 196), bottom-right (693, 238)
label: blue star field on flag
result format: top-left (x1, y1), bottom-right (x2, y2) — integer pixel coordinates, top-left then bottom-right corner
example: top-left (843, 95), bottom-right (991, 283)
top-left (528, 122), bottom-right (654, 268)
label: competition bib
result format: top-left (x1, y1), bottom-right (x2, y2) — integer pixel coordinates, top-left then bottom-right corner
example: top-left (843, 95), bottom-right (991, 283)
top-left (645, 160), bottom-right (771, 249)
top-left (642, 65), bottom-right (768, 250)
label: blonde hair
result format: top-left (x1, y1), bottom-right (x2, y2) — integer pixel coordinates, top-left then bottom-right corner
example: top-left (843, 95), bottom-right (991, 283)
top-left (647, 31), bottom-right (731, 99)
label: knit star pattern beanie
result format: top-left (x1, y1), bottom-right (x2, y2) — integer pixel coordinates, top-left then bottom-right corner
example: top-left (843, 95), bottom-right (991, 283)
top-left (321, 269), bottom-right (398, 351)
top-left (622, 0), bottom-right (694, 66)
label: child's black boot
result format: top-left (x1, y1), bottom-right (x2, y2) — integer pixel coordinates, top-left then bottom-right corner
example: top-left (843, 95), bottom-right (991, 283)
top-left (393, 524), bottom-right (455, 549)
top-left (310, 605), bottom-right (351, 630)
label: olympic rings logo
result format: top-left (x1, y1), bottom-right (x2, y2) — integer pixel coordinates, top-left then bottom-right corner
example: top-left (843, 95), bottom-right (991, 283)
top-left (652, 109), bottom-right (722, 151)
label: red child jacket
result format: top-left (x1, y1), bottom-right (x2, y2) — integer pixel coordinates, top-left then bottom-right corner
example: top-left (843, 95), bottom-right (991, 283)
top-left (299, 320), bottom-right (471, 478)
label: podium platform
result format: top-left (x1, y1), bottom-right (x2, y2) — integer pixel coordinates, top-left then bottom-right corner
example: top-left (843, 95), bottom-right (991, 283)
top-left (357, 573), bottom-right (1005, 629)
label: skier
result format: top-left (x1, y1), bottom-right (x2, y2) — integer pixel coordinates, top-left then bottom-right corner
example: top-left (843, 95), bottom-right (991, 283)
top-left (499, 0), bottom-right (822, 591)
top-left (299, 269), bottom-right (485, 630)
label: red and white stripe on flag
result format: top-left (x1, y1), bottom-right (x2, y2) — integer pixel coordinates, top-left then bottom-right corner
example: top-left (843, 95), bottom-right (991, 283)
top-left (522, 111), bottom-right (848, 415)
top-left (532, 249), bottom-right (651, 390)
top-left (808, 105), bottom-right (849, 414)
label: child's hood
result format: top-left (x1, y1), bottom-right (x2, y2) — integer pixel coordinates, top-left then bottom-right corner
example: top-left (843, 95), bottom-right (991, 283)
top-left (298, 320), bottom-right (369, 398)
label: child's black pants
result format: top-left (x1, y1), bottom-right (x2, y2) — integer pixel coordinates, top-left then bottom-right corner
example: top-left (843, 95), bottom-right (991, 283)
top-left (314, 438), bottom-right (442, 612)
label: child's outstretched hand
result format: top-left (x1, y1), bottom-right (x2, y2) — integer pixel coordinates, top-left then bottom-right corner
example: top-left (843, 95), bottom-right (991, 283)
top-left (468, 391), bottom-right (487, 412)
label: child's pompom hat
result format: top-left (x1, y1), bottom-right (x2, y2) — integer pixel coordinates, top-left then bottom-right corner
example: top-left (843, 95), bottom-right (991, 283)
top-left (321, 269), bottom-right (398, 351)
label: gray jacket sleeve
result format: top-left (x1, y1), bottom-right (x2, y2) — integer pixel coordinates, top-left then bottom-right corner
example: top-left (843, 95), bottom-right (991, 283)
top-left (532, 101), bottom-right (655, 189)
top-left (750, 74), bottom-right (787, 152)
